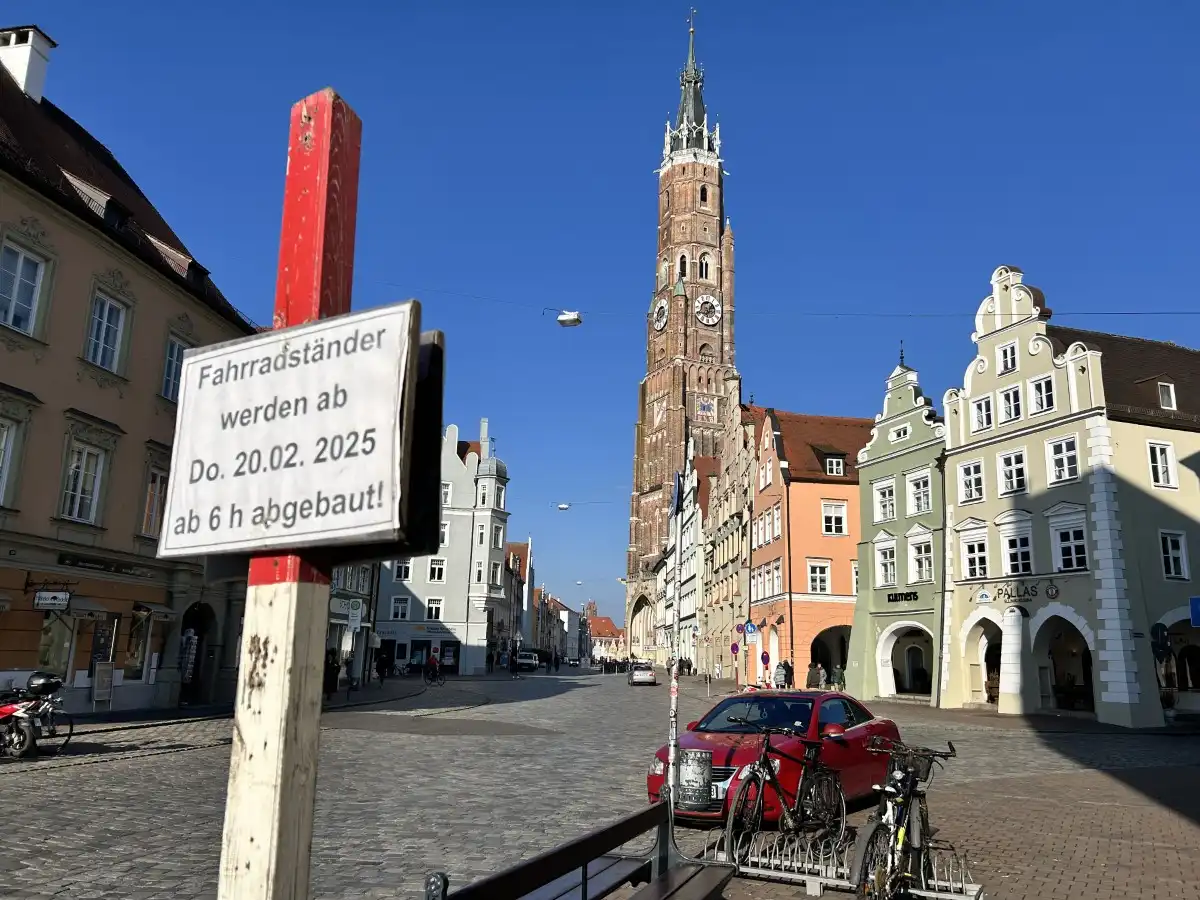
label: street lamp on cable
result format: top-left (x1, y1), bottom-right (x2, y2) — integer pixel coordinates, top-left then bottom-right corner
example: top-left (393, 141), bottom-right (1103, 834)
top-left (543, 307), bottom-right (583, 327)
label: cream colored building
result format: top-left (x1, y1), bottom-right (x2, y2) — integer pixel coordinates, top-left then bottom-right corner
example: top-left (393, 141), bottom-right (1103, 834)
top-left (0, 26), bottom-right (256, 711)
top-left (699, 374), bottom-right (763, 681)
top-left (941, 265), bottom-right (1200, 728)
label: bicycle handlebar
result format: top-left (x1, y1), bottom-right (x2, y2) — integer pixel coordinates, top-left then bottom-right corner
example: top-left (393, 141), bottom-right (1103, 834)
top-left (866, 737), bottom-right (957, 759)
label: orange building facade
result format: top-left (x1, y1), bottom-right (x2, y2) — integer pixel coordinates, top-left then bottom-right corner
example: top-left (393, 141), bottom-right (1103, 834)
top-left (743, 410), bottom-right (873, 685)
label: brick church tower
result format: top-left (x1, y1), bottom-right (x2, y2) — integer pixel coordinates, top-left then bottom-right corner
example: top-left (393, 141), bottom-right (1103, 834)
top-left (625, 20), bottom-right (736, 641)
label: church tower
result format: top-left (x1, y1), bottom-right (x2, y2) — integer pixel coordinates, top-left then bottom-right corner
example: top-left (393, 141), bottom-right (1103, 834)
top-left (625, 19), bottom-right (736, 641)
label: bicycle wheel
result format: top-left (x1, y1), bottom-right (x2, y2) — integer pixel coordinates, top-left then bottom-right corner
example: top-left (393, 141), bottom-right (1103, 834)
top-left (38, 709), bottom-right (74, 757)
top-left (436, 672), bottom-right (446, 686)
top-left (854, 821), bottom-right (893, 899)
top-left (801, 768), bottom-right (846, 844)
top-left (724, 774), bottom-right (764, 868)
top-left (914, 796), bottom-right (936, 889)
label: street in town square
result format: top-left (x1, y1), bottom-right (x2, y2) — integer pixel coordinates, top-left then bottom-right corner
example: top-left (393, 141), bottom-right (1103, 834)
top-left (6, 6), bottom-right (1200, 900)
top-left (2, 670), bottom-right (1199, 899)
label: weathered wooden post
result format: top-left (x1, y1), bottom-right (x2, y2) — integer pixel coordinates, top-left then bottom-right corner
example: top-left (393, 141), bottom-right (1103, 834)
top-left (216, 88), bottom-right (362, 900)
top-left (158, 85), bottom-right (439, 900)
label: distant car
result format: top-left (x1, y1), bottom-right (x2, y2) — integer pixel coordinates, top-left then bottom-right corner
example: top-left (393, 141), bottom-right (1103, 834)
top-left (568, 658), bottom-right (581, 667)
top-left (516, 652), bottom-right (540, 671)
top-left (645, 690), bottom-right (901, 825)
top-left (629, 663), bottom-right (657, 686)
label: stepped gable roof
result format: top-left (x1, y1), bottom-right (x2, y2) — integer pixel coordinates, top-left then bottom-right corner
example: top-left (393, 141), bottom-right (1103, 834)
top-left (694, 455), bottom-right (719, 520)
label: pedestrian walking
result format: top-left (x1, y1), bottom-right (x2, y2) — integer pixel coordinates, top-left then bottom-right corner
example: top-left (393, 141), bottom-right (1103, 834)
top-left (773, 662), bottom-right (787, 689)
top-left (783, 658), bottom-right (794, 688)
top-left (805, 662), bottom-right (820, 688)
top-left (375, 652), bottom-right (389, 687)
top-left (817, 663), bottom-right (827, 689)
top-left (554, 653), bottom-right (561, 673)
top-left (832, 664), bottom-right (846, 692)
top-left (485, 650), bottom-right (494, 674)
top-left (323, 649), bottom-right (340, 701)
top-left (509, 650), bottom-right (520, 679)
top-left (714, 660), bottom-right (722, 681)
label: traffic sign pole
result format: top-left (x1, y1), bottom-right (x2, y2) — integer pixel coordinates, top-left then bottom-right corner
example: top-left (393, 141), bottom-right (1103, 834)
top-left (217, 89), bottom-right (362, 900)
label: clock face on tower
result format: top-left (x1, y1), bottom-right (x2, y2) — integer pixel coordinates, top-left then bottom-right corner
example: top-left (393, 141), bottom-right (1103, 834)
top-left (651, 298), bottom-right (669, 331)
top-left (694, 294), bottom-right (722, 326)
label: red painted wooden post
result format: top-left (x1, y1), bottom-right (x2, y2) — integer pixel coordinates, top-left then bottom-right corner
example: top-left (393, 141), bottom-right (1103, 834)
top-left (217, 88), bottom-right (362, 900)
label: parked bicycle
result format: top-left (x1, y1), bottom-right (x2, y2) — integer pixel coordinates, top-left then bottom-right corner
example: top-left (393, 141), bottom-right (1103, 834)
top-left (723, 716), bottom-right (846, 865)
top-left (853, 736), bottom-right (956, 899)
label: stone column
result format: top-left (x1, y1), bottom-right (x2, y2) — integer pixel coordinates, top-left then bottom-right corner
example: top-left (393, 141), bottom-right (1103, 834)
top-left (997, 605), bottom-right (1026, 715)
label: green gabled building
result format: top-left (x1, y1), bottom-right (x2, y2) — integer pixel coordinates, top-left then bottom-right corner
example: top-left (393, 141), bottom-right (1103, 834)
top-left (845, 359), bottom-right (947, 705)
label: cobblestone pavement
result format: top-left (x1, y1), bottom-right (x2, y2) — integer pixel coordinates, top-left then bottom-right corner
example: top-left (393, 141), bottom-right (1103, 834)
top-left (0, 672), bottom-right (1197, 899)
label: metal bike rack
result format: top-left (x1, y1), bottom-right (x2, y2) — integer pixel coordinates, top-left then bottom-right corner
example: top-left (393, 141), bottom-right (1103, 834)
top-left (695, 828), bottom-right (985, 899)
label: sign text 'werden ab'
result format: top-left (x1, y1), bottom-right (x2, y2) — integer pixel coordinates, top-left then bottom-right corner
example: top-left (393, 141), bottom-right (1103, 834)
top-left (157, 303), bottom-right (417, 558)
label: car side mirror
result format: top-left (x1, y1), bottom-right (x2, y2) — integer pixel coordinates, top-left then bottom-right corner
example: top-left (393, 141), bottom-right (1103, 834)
top-left (686, 721), bottom-right (698, 731)
top-left (821, 723), bottom-right (846, 739)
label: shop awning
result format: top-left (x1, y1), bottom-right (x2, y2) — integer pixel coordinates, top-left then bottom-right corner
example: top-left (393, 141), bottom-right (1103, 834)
top-left (68, 597), bottom-right (113, 621)
top-left (134, 602), bottom-right (178, 621)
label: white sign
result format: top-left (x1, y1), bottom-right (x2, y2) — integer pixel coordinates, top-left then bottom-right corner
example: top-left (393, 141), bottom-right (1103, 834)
top-left (34, 590), bottom-right (70, 611)
top-left (348, 597), bottom-right (363, 632)
top-left (157, 303), bottom-right (418, 558)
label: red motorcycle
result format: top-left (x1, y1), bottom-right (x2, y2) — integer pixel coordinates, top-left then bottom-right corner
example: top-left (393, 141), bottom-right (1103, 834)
top-left (0, 671), bottom-right (73, 759)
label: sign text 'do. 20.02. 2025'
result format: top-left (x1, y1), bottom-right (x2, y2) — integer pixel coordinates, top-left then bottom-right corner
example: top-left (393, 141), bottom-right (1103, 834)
top-left (156, 302), bottom-right (420, 559)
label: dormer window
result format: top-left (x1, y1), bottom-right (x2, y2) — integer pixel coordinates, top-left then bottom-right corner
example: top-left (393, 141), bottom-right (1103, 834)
top-left (1159, 382), bottom-right (1177, 410)
top-left (826, 457), bottom-right (845, 477)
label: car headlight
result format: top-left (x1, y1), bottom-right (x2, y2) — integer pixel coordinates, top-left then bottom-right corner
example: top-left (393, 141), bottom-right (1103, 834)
top-left (736, 758), bottom-right (781, 779)
top-left (648, 757), bottom-right (665, 777)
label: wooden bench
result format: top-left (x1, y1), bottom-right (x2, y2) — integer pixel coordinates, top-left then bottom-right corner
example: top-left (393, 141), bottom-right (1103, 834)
top-left (424, 802), bottom-right (734, 900)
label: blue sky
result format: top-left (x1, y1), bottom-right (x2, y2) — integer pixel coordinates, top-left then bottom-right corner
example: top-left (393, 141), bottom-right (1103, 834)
top-left (17, 2), bottom-right (1200, 622)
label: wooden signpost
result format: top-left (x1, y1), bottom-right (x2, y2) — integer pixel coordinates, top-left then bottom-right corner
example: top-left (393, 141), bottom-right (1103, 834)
top-left (157, 86), bottom-right (442, 900)
top-left (216, 88), bottom-right (362, 900)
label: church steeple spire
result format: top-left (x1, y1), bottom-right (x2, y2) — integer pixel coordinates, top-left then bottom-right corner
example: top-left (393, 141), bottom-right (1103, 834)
top-left (667, 10), bottom-right (717, 156)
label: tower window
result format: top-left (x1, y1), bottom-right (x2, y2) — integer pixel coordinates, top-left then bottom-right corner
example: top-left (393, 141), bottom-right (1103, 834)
top-left (698, 253), bottom-right (711, 280)
top-left (699, 185), bottom-right (708, 205)
top-left (678, 254), bottom-right (688, 280)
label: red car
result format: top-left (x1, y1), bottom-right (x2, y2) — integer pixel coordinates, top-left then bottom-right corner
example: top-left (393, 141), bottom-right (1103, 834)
top-left (646, 690), bottom-right (901, 825)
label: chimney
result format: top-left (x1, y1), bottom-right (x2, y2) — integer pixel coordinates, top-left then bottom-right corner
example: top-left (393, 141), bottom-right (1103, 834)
top-left (479, 418), bottom-right (490, 459)
top-left (0, 26), bottom-right (56, 103)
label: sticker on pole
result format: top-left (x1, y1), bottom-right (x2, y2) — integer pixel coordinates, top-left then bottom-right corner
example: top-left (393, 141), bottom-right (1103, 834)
top-left (157, 302), bottom-right (419, 558)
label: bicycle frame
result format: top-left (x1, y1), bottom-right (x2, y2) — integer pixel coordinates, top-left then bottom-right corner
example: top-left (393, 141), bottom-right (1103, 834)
top-left (726, 718), bottom-right (830, 832)
top-left (860, 739), bottom-right (954, 897)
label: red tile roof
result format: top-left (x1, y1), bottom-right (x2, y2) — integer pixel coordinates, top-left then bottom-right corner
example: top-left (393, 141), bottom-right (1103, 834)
top-left (456, 440), bottom-right (482, 462)
top-left (505, 541), bottom-right (530, 580)
top-left (768, 410), bottom-right (875, 484)
top-left (0, 52), bottom-right (254, 334)
top-left (588, 616), bottom-right (621, 638)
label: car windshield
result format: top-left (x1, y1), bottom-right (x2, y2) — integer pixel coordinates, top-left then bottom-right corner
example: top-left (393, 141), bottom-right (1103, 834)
top-left (695, 695), bottom-right (814, 734)
top-left (634, 663), bottom-right (652, 670)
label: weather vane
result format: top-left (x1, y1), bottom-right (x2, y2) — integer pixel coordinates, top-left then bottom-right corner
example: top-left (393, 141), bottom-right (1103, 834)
top-left (689, 8), bottom-right (697, 31)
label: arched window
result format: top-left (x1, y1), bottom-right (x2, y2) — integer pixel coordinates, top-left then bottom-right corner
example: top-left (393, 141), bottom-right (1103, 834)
top-left (698, 253), bottom-right (711, 280)
top-left (699, 185), bottom-right (709, 205)
top-left (678, 254), bottom-right (688, 280)
top-left (699, 343), bottom-right (716, 363)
